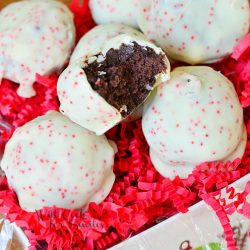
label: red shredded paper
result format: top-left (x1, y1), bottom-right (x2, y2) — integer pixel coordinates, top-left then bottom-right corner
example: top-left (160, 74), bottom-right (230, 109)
top-left (0, 74), bottom-right (59, 129)
top-left (0, 1), bottom-right (250, 249)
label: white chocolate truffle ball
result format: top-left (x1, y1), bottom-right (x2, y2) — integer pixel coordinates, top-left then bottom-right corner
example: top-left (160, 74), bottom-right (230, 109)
top-left (142, 66), bottom-right (247, 179)
top-left (58, 24), bottom-right (170, 135)
top-left (138, 0), bottom-right (250, 64)
top-left (89, 0), bottom-right (139, 28)
top-left (0, 0), bottom-right (75, 98)
top-left (1, 111), bottom-right (116, 212)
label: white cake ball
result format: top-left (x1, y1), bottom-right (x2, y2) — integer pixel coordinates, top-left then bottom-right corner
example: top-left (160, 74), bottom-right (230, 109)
top-left (138, 0), bottom-right (250, 64)
top-left (89, 0), bottom-right (139, 28)
top-left (1, 111), bottom-right (116, 212)
top-left (142, 66), bottom-right (247, 179)
top-left (0, 0), bottom-right (75, 97)
top-left (58, 24), bottom-right (170, 135)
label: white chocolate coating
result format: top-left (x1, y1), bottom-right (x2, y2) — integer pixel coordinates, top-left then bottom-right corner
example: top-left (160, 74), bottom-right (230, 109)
top-left (89, 0), bottom-right (139, 28)
top-left (59, 24), bottom-right (170, 135)
top-left (0, 0), bottom-right (75, 97)
top-left (142, 66), bottom-right (247, 179)
top-left (1, 111), bottom-right (116, 212)
top-left (70, 24), bottom-right (148, 64)
top-left (138, 0), bottom-right (250, 64)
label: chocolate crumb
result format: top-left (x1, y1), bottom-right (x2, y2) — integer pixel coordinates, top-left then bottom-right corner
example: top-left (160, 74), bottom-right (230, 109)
top-left (84, 42), bottom-right (166, 117)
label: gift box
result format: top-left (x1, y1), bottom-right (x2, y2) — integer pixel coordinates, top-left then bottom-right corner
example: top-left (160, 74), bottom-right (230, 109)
top-left (0, 1), bottom-right (249, 250)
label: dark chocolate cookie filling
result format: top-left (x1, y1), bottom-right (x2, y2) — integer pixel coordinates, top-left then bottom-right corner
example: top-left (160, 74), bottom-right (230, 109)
top-left (84, 42), bottom-right (167, 117)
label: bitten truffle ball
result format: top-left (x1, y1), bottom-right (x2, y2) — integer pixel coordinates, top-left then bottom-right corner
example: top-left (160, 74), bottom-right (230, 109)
top-left (89, 0), bottom-right (139, 28)
top-left (0, 0), bottom-right (75, 97)
top-left (58, 24), bottom-right (170, 135)
top-left (138, 0), bottom-right (250, 64)
top-left (1, 111), bottom-right (116, 212)
top-left (142, 66), bottom-right (247, 179)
